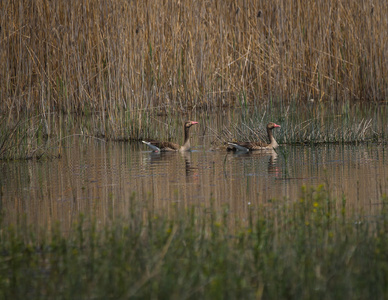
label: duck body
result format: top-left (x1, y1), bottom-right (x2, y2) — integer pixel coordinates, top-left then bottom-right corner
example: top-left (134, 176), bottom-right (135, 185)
top-left (142, 141), bottom-right (180, 152)
top-left (142, 121), bottom-right (198, 152)
top-left (227, 122), bottom-right (281, 152)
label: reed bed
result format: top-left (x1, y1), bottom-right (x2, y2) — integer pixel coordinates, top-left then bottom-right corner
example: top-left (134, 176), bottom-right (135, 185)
top-left (1, 100), bottom-right (386, 160)
top-left (0, 114), bottom-right (51, 160)
top-left (1, 0), bottom-right (388, 116)
top-left (0, 110), bottom-right (157, 160)
top-left (220, 117), bottom-right (381, 145)
top-left (217, 101), bottom-right (387, 145)
top-left (1, 185), bottom-right (388, 299)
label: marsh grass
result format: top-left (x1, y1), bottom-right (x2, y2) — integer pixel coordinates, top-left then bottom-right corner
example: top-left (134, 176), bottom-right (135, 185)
top-left (216, 101), bottom-right (387, 145)
top-left (2, 100), bottom-right (386, 159)
top-left (1, 0), bottom-right (388, 116)
top-left (0, 111), bottom-right (164, 160)
top-left (0, 114), bottom-right (52, 160)
top-left (1, 185), bottom-right (388, 299)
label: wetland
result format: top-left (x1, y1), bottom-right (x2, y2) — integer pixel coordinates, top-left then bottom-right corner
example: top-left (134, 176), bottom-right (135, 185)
top-left (1, 104), bottom-right (387, 299)
top-left (2, 0), bottom-right (388, 298)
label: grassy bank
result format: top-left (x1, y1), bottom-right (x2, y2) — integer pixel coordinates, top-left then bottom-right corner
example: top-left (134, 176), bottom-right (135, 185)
top-left (1, 185), bottom-right (388, 299)
top-left (1, 0), bottom-right (388, 115)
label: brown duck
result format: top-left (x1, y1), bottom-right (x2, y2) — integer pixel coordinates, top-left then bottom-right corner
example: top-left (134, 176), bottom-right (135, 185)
top-left (227, 122), bottom-right (281, 152)
top-left (142, 121), bottom-right (198, 152)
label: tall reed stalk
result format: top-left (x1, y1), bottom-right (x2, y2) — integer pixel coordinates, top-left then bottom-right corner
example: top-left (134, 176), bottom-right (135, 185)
top-left (1, 0), bottom-right (387, 116)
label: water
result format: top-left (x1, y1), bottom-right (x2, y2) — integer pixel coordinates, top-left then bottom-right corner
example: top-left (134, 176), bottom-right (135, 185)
top-left (1, 134), bottom-right (387, 229)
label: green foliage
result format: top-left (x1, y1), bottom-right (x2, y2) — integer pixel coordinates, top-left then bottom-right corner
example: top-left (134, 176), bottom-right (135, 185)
top-left (0, 185), bottom-right (388, 299)
top-left (0, 115), bottom-right (50, 160)
top-left (219, 101), bottom-right (387, 145)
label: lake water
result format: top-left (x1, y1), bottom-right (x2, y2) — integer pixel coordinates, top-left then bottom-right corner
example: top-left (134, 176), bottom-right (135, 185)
top-left (1, 132), bottom-right (387, 230)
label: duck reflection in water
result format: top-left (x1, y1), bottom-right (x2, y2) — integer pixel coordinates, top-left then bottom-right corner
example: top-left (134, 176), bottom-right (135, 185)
top-left (228, 150), bottom-right (281, 176)
top-left (145, 151), bottom-right (199, 179)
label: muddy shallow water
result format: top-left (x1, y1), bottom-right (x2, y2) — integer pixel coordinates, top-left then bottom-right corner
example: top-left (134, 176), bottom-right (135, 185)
top-left (1, 135), bottom-right (387, 229)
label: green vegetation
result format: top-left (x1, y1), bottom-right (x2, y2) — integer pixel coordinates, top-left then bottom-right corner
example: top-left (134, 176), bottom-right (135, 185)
top-left (0, 114), bottom-right (51, 160)
top-left (1, 100), bottom-right (387, 160)
top-left (2, 3), bottom-right (387, 298)
top-left (1, 185), bottom-right (388, 299)
top-left (216, 101), bottom-right (387, 145)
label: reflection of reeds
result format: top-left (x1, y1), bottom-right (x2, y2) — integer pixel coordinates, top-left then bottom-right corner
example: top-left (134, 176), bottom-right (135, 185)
top-left (1, 0), bottom-right (388, 115)
top-left (1, 185), bottom-right (388, 298)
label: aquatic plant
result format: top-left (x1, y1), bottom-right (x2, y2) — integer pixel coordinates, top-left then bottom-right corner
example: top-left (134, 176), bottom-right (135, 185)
top-left (0, 115), bottom-right (51, 160)
top-left (1, 185), bottom-right (388, 299)
top-left (216, 101), bottom-right (387, 145)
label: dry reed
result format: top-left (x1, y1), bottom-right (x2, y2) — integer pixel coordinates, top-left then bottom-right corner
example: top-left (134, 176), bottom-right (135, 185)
top-left (1, 0), bottom-right (388, 116)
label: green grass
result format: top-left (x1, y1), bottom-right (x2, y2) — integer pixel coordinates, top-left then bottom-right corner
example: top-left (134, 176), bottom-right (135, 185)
top-left (1, 185), bottom-right (388, 299)
top-left (0, 114), bottom-right (51, 160)
top-left (0, 110), bottom-right (154, 160)
top-left (1, 100), bottom-right (387, 160)
top-left (216, 101), bottom-right (388, 145)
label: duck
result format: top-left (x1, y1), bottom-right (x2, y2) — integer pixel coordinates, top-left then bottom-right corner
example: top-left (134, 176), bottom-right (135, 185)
top-left (142, 121), bottom-right (198, 152)
top-left (227, 122), bottom-right (281, 152)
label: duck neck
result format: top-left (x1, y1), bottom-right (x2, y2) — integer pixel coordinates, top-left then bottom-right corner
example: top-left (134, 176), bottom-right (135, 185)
top-left (267, 128), bottom-right (278, 148)
top-left (180, 126), bottom-right (191, 151)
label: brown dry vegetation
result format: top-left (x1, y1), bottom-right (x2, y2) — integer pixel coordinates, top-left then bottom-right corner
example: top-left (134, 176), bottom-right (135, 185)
top-left (1, 0), bottom-right (387, 115)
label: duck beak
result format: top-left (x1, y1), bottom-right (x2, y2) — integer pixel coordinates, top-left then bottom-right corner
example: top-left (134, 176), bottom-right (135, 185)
top-left (274, 124), bottom-right (281, 128)
top-left (191, 121), bottom-right (199, 125)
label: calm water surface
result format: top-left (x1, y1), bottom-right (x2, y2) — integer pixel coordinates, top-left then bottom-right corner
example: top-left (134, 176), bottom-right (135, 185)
top-left (1, 135), bottom-right (387, 229)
